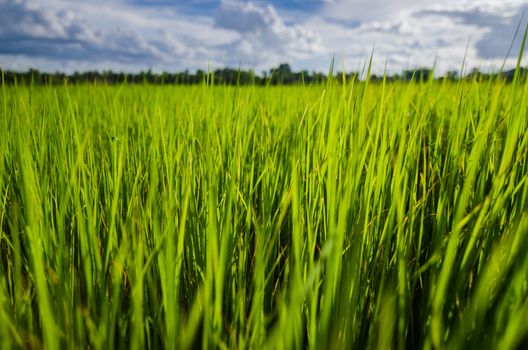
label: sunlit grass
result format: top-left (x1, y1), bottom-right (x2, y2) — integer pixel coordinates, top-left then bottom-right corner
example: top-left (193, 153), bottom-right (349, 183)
top-left (1, 69), bottom-right (528, 349)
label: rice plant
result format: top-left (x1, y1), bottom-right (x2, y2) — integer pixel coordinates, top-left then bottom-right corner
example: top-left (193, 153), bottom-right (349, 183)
top-left (1, 59), bottom-right (528, 349)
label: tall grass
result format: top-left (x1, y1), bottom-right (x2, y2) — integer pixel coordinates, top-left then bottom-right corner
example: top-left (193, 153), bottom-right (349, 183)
top-left (1, 70), bottom-right (528, 349)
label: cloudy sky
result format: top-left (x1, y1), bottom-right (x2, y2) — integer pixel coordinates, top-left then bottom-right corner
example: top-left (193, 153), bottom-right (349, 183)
top-left (0, 0), bottom-right (527, 74)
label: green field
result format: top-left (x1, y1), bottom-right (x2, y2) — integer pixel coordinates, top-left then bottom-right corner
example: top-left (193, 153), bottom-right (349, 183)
top-left (1, 75), bottom-right (528, 349)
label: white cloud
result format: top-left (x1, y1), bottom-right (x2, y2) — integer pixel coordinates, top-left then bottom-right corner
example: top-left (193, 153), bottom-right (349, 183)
top-left (0, 0), bottom-right (323, 72)
top-left (417, 3), bottom-right (528, 60)
top-left (322, 0), bottom-right (436, 22)
top-left (0, 0), bottom-right (527, 74)
top-left (0, 0), bottom-right (177, 68)
top-left (0, 0), bottom-right (229, 71)
top-left (213, 1), bottom-right (324, 67)
top-left (306, 0), bottom-right (528, 74)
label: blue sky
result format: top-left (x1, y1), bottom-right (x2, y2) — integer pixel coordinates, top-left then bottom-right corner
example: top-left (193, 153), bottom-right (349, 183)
top-left (1, 0), bottom-right (527, 74)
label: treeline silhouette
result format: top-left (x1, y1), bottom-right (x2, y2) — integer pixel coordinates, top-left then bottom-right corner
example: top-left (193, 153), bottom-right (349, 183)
top-left (2, 64), bottom-right (527, 85)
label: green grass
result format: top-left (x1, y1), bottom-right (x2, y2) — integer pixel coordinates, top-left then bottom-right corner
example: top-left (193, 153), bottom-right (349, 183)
top-left (1, 74), bottom-right (528, 349)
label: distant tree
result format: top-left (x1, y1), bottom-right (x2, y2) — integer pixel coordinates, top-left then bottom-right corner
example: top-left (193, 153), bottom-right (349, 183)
top-left (270, 63), bottom-right (292, 84)
top-left (445, 70), bottom-right (458, 81)
top-left (402, 68), bottom-right (433, 82)
top-left (7, 63), bottom-right (521, 86)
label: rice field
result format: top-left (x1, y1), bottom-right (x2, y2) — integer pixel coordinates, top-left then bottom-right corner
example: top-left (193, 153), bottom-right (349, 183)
top-left (1, 70), bottom-right (528, 349)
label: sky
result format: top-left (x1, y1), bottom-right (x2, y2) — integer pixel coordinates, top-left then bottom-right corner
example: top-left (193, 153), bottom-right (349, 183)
top-left (1, 0), bottom-right (527, 74)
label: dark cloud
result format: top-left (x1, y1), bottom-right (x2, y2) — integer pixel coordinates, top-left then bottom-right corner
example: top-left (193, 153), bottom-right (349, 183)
top-left (0, 0), bottom-right (168, 65)
top-left (475, 6), bottom-right (528, 60)
top-left (215, 2), bottom-right (272, 33)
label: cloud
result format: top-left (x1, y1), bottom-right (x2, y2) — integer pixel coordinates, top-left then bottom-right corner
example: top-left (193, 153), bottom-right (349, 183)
top-left (308, 0), bottom-right (528, 74)
top-left (322, 0), bottom-right (437, 22)
top-left (416, 3), bottom-right (528, 60)
top-left (0, 0), bottom-right (526, 74)
top-left (0, 0), bottom-right (175, 67)
top-left (213, 2), bottom-right (324, 67)
top-left (0, 0), bottom-right (322, 72)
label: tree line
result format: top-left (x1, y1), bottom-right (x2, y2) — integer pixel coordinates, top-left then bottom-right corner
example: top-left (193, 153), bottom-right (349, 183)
top-left (1, 64), bottom-right (526, 85)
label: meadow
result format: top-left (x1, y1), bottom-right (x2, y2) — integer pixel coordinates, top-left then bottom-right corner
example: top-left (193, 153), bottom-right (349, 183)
top-left (1, 71), bottom-right (528, 349)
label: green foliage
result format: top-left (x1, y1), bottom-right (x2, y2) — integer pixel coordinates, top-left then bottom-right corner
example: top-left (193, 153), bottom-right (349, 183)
top-left (3, 66), bottom-right (526, 86)
top-left (1, 74), bottom-right (528, 349)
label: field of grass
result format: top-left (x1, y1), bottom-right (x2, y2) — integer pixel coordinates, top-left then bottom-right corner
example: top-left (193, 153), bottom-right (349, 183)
top-left (1, 72), bottom-right (528, 349)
